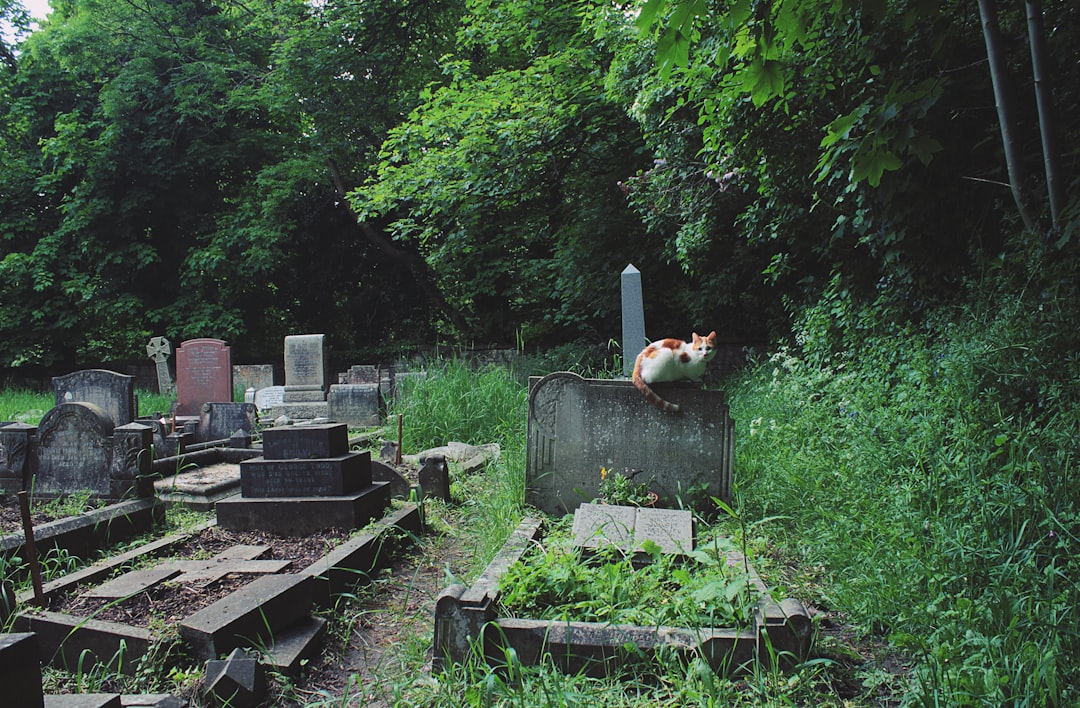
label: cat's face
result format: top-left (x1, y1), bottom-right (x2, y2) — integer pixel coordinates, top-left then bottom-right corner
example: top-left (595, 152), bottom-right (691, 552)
top-left (692, 331), bottom-right (718, 361)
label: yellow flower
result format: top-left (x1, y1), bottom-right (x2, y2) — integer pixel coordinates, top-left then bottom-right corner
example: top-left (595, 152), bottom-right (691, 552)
top-left (600, 467), bottom-right (607, 480)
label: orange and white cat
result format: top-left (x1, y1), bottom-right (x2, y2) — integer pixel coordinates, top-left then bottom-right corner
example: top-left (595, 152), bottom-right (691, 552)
top-left (632, 331), bottom-right (717, 413)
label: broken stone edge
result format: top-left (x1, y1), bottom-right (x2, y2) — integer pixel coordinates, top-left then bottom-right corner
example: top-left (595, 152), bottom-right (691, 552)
top-left (433, 516), bottom-right (812, 677)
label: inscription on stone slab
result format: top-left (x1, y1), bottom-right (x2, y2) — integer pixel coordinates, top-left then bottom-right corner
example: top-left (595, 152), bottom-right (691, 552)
top-left (284, 334), bottom-right (327, 390)
top-left (52, 369), bottom-right (136, 427)
top-left (176, 338), bottom-right (233, 416)
top-left (233, 364), bottom-right (275, 393)
top-left (526, 373), bottom-right (734, 515)
top-left (254, 386), bottom-right (285, 411)
top-left (240, 452), bottom-right (371, 498)
top-left (327, 384), bottom-right (381, 428)
top-left (572, 504), bottom-right (694, 555)
top-left (30, 402), bottom-right (114, 498)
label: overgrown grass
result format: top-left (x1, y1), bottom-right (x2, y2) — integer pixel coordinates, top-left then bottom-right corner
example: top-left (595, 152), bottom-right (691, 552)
top-left (726, 269), bottom-right (1080, 705)
top-left (0, 388), bottom-right (175, 424)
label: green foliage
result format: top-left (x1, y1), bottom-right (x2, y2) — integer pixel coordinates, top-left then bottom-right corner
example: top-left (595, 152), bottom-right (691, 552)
top-left (596, 467), bottom-right (654, 507)
top-left (499, 518), bottom-right (759, 630)
top-left (725, 254), bottom-right (1080, 704)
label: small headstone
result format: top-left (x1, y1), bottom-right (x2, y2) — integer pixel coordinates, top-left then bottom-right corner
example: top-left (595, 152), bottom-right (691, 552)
top-left (244, 387), bottom-right (255, 404)
top-left (145, 336), bottom-right (175, 395)
top-left (175, 339), bottom-right (233, 416)
top-left (342, 364), bottom-right (378, 384)
top-left (418, 454), bottom-right (451, 502)
top-left (0, 422), bottom-right (34, 494)
top-left (230, 430), bottom-right (252, 449)
top-left (52, 369), bottom-right (136, 427)
top-left (370, 459), bottom-right (411, 499)
top-left (203, 647), bottom-right (265, 708)
top-left (0, 632), bottom-right (44, 708)
top-left (254, 386), bottom-right (285, 411)
top-left (621, 264), bottom-right (647, 377)
top-left (327, 384), bottom-right (381, 428)
top-left (109, 422), bottom-right (154, 498)
top-left (196, 402), bottom-right (257, 443)
top-left (30, 402), bottom-right (115, 498)
top-left (232, 364), bottom-right (275, 393)
top-left (283, 334), bottom-right (328, 402)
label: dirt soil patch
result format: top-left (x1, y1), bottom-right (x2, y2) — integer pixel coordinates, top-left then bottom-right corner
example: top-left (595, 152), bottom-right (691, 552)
top-left (50, 525), bottom-right (352, 627)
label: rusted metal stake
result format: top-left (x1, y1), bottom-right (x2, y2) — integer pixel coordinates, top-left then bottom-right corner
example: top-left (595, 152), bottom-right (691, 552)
top-left (396, 414), bottom-right (403, 466)
top-left (17, 490), bottom-right (45, 607)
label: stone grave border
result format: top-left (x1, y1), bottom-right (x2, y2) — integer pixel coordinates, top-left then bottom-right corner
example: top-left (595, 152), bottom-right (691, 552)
top-left (433, 517), bottom-right (812, 677)
top-left (12, 504), bottom-right (421, 676)
top-left (0, 498), bottom-right (165, 572)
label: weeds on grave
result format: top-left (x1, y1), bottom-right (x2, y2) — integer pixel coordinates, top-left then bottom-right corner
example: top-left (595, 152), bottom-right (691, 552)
top-left (596, 466), bottom-right (655, 507)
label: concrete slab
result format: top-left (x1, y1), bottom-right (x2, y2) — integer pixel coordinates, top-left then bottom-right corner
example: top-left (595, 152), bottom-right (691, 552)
top-left (572, 504), bottom-right (694, 556)
top-left (179, 573), bottom-right (312, 660)
top-left (44, 695), bottom-right (122, 708)
top-left (263, 614), bottom-right (327, 676)
top-left (0, 632), bottom-right (44, 708)
top-left (215, 482), bottom-right (390, 535)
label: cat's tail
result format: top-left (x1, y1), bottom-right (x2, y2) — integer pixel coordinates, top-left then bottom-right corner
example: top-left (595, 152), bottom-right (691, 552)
top-left (632, 353), bottom-right (680, 414)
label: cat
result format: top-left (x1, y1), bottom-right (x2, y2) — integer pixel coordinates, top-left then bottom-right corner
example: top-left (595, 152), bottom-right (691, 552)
top-left (632, 331), bottom-right (718, 413)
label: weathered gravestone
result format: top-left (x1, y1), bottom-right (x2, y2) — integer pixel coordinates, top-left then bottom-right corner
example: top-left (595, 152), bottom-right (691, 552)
top-left (0, 632), bottom-right (44, 708)
top-left (146, 336), bottom-right (175, 396)
top-left (175, 339), bottom-right (233, 416)
top-left (327, 384), bottom-right (381, 428)
top-left (0, 422), bottom-right (35, 494)
top-left (572, 503), bottom-right (694, 556)
top-left (233, 364), bottom-right (275, 394)
top-left (526, 373), bottom-right (734, 516)
top-left (283, 334), bottom-right (328, 402)
top-left (341, 365), bottom-right (378, 384)
top-left (29, 404), bottom-right (153, 500)
top-left (196, 402), bottom-right (257, 443)
top-left (53, 369), bottom-right (136, 428)
top-left (253, 386), bottom-right (285, 412)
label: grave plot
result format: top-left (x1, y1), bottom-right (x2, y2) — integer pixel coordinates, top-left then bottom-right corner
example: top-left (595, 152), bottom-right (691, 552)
top-left (434, 509), bottom-right (812, 678)
top-left (14, 503), bottom-right (421, 678)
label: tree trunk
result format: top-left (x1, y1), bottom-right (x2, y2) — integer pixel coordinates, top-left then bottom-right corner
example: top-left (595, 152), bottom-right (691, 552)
top-left (976, 0), bottom-right (1037, 232)
top-left (1026, 0), bottom-right (1063, 229)
top-left (327, 158), bottom-right (472, 336)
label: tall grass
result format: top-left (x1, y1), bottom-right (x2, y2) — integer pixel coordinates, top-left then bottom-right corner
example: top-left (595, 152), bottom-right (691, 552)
top-left (0, 389), bottom-right (175, 424)
top-left (725, 270), bottom-right (1080, 705)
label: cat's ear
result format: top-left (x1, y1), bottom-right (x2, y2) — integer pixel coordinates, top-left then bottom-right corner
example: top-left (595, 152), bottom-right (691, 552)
top-left (706, 331), bottom-right (717, 343)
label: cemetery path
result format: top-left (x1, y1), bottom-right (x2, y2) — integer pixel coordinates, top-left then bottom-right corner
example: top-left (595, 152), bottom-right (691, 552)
top-left (298, 531), bottom-right (461, 707)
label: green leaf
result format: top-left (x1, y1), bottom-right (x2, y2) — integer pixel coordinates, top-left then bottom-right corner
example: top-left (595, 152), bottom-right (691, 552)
top-left (636, 0), bottom-right (668, 35)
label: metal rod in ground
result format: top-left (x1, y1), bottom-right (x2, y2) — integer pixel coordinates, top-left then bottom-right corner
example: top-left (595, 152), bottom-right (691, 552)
top-left (16, 490), bottom-right (45, 606)
top-left (396, 414), bottom-right (403, 466)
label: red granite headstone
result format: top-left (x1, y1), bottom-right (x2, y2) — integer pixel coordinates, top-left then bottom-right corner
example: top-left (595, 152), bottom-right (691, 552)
top-left (175, 338), bottom-right (233, 416)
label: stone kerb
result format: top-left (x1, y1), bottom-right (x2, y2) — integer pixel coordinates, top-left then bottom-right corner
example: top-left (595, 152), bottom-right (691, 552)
top-left (434, 517), bottom-right (811, 678)
top-left (525, 373), bottom-right (734, 516)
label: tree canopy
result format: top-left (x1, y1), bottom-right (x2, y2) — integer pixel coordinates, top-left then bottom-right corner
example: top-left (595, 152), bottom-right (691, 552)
top-left (0, 0), bottom-right (1077, 371)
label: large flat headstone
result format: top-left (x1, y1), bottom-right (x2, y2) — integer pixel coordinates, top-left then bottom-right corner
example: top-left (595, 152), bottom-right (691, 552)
top-left (175, 339), bottom-right (232, 416)
top-left (283, 334), bottom-right (327, 401)
top-left (526, 373), bottom-right (734, 515)
top-left (232, 364), bottom-right (275, 393)
top-left (53, 369), bottom-right (136, 427)
top-left (30, 402), bottom-right (115, 498)
top-left (196, 402), bottom-right (257, 443)
top-left (327, 384), bottom-right (381, 428)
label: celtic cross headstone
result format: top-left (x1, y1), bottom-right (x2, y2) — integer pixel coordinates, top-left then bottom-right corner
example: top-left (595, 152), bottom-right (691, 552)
top-left (146, 336), bottom-right (175, 395)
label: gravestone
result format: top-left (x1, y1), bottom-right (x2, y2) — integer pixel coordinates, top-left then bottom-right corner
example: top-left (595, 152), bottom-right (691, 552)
top-left (216, 422), bottom-right (388, 535)
top-left (327, 384), bottom-right (381, 428)
top-left (0, 422), bottom-right (35, 494)
top-left (146, 337), bottom-right (175, 395)
top-left (341, 365), bottom-right (378, 384)
top-left (52, 369), bottom-right (136, 427)
top-left (526, 373), bottom-right (734, 515)
top-left (196, 402), bottom-right (257, 443)
top-left (283, 334), bottom-right (327, 401)
top-left (30, 403), bottom-right (115, 499)
top-left (175, 339), bottom-right (233, 416)
top-left (253, 386), bottom-right (285, 411)
top-left (233, 364), bottom-right (274, 394)
top-left (621, 264), bottom-right (647, 377)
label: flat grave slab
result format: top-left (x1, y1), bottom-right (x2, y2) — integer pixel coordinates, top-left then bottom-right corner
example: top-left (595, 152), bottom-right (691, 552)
top-left (152, 462), bottom-right (241, 510)
top-left (572, 504), bottom-right (695, 556)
